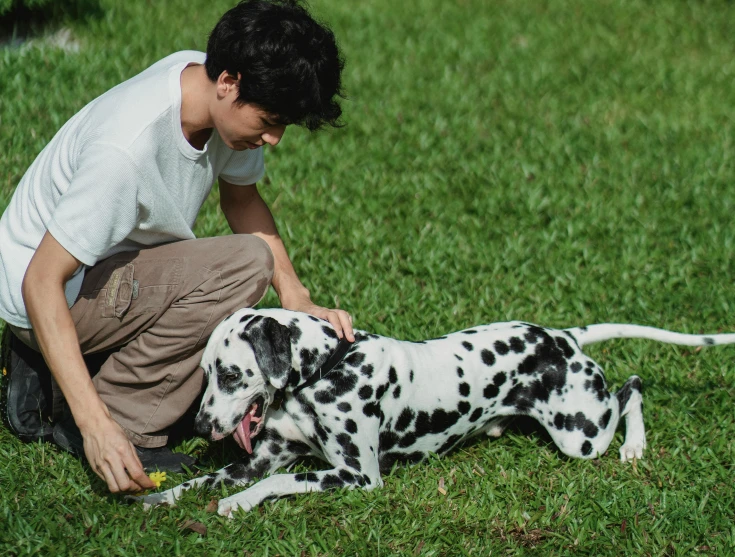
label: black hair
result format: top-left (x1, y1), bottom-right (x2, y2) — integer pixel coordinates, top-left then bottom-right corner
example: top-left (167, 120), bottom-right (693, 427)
top-left (205, 0), bottom-right (345, 131)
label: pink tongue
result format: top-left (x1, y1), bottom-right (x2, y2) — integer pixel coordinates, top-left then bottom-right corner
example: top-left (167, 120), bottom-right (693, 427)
top-left (234, 412), bottom-right (253, 454)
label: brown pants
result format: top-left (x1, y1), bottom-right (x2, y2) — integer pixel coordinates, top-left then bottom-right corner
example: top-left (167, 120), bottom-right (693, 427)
top-left (12, 235), bottom-right (273, 447)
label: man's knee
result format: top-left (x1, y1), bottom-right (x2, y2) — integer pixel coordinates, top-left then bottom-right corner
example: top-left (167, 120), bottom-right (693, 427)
top-left (226, 234), bottom-right (274, 306)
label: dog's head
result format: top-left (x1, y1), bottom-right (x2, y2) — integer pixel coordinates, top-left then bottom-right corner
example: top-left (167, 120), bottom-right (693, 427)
top-left (194, 309), bottom-right (292, 453)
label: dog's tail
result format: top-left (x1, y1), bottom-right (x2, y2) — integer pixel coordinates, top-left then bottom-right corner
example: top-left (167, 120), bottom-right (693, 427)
top-left (565, 324), bottom-right (735, 348)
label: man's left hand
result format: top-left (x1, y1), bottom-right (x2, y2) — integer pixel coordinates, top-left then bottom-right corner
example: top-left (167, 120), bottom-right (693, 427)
top-left (284, 300), bottom-right (355, 342)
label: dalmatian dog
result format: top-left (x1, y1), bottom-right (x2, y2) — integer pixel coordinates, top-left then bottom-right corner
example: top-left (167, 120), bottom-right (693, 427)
top-left (139, 308), bottom-right (735, 517)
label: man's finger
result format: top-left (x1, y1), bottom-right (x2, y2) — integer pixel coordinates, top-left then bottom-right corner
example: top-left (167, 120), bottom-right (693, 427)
top-left (124, 445), bottom-right (156, 489)
top-left (99, 464), bottom-right (121, 493)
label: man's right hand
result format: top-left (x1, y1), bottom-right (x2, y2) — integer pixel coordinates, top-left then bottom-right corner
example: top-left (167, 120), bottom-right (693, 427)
top-left (79, 410), bottom-right (155, 493)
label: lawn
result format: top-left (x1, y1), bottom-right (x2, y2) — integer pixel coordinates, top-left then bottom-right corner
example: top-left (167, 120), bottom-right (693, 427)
top-left (1, 0), bottom-right (735, 554)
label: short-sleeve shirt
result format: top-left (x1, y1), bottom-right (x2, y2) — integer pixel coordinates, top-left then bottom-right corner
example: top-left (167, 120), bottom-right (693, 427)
top-left (0, 51), bottom-right (265, 328)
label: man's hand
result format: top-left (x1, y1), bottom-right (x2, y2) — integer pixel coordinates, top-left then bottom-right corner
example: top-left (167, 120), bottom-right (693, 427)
top-left (284, 298), bottom-right (355, 342)
top-left (79, 411), bottom-right (155, 493)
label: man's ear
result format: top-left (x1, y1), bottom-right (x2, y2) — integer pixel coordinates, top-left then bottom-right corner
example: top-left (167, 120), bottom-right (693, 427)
top-left (244, 316), bottom-right (292, 389)
top-left (216, 70), bottom-right (240, 98)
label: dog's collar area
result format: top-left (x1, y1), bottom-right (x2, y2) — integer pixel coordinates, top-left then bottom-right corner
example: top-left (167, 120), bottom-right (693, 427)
top-left (291, 337), bottom-right (355, 397)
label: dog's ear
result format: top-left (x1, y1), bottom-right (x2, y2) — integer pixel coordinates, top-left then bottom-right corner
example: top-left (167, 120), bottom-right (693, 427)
top-left (244, 316), bottom-right (292, 389)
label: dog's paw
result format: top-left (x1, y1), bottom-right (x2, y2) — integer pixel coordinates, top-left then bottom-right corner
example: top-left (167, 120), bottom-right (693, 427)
top-left (138, 491), bottom-right (176, 510)
top-left (218, 496), bottom-right (254, 518)
top-left (619, 442), bottom-right (645, 462)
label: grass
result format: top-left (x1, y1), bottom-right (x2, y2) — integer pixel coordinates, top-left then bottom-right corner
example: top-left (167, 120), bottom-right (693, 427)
top-left (2, 0), bottom-right (735, 554)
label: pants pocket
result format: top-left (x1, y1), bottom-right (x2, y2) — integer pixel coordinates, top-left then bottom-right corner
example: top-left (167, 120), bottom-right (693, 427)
top-left (101, 263), bottom-right (135, 318)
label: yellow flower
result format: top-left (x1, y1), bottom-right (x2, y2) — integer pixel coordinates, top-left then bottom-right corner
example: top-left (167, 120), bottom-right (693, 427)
top-left (149, 471), bottom-right (167, 488)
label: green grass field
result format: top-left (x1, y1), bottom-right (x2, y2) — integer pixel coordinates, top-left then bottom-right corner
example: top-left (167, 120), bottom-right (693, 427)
top-left (2, 0), bottom-right (735, 554)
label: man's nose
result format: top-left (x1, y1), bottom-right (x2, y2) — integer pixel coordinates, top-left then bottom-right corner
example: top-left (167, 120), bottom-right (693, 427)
top-left (262, 125), bottom-right (286, 146)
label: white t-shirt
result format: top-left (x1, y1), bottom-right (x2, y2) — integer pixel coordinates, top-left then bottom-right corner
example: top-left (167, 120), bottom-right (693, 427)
top-left (0, 51), bottom-right (265, 328)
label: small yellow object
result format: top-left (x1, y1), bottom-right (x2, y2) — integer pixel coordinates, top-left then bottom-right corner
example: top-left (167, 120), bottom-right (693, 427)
top-left (2, 368), bottom-right (6, 376)
top-left (149, 471), bottom-right (167, 488)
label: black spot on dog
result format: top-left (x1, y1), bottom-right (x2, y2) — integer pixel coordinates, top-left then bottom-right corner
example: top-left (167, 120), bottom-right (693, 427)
top-left (469, 408), bottom-right (483, 422)
top-left (337, 433), bottom-right (360, 458)
top-left (379, 451), bottom-right (424, 473)
top-left (483, 384), bottom-right (499, 399)
top-left (363, 402), bottom-right (380, 418)
top-left (339, 469), bottom-right (357, 484)
top-left (315, 390), bottom-right (337, 404)
top-left (570, 362), bottom-right (582, 373)
top-left (481, 349), bottom-right (495, 366)
top-left (456, 367), bottom-right (464, 378)
top-left (414, 409), bottom-right (461, 436)
top-left (345, 352), bottom-right (366, 367)
top-left (494, 341), bottom-right (510, 355)
top-left (224, 338), bottom-right (229, 347)
top-left (399, 432), bottom-right (417, 448)
top-left (345, 419), bottom-right (358, 434)
top-left (284, 440), bottom-right (312, 456)
top-left (396, 408), bottom-right (415, 431)
top-left (379, 431), bottom-right (399, 451)
top-left (493, 372), bottom-right (507, 387)
top-left (299, 348), bottom-right (319, 371)
top-left (393, 386), bottom-right (402, 398)
top-left (704, 337), bottom-right (714, 345)
top-left (359, 386), bottom-right (373, 400)
top-left (321, 474), bottom-right (345, 489)
top-left (322, 326), bottom-right (338, 339)
top-left (463, 329), bottom-right (478, 335)
top-left (459, 383), bottom-right (470, 397)
top-left (554, 336), bottom-right (575, 358)
top-left (583, 421), bottom-right (599, 438)
top-left (325, 368), bottom-right (359, 397)
top-left (455, 354), bottom-right (463, 361)
top-left (375, 383), bottom-right (389, 399)
top-left (410, 371), bottom-right (414, 382)
top-left (389, 367), bottom-right (398, 384)
top-left (438, 434), bottom-right (463, 454)
top-left (269, 443), bottom-right (283, 455)
top-left (295, 472), bottom-right (318, 482)
top-left (599, 409), bottom-right (612, 429)
top-left (337, 402), bottom-right (352, 413)
top-left (458, 400), bottom-right (471, 414)
top-left (361, 365), bottom-right (374, 378)
top-left (509, 337), bottom-right (526, 353)
top-left (581, 440), bottom-right (593, 456)
top-left (616, 376), bottom-right (642, 413)
top-left (462, 341), bottom-right (474, 351)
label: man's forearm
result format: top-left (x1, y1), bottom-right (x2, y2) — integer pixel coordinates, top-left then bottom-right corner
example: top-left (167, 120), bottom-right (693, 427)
top-left (23, 277), bottom-right (109, 428)
top-left (221, 184), bottom-right (311, 306)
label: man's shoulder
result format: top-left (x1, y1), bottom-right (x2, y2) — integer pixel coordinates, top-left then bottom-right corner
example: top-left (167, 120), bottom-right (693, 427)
top-left (84, 51), bottom-right (206, 151)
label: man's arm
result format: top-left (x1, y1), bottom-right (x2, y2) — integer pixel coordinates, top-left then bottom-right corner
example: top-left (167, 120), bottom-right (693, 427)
top-left (22, 231), bottom-right (155, 493)
top-left (219, 179), bottom-right (354, 341)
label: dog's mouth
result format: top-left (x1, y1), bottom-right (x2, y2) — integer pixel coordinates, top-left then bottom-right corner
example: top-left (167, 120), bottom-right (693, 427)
top-left (232, 396), bottom-right (266, 454)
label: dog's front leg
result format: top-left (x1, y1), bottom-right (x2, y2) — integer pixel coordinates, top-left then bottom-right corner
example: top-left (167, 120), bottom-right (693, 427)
top-left (217, 466), bottom-right (383, 517)
top-left (139, 424), bottom-right (306, 509)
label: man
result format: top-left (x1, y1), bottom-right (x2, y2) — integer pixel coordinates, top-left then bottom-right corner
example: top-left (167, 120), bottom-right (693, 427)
top-left (0, 0), bottom-right (354, 494)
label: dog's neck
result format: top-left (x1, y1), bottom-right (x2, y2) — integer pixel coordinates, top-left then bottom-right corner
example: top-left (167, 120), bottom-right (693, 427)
top-left (289, 336), bottom-right (355, 396)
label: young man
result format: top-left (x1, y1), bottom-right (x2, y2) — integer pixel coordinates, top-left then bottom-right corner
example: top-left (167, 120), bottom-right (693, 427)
top-left (0, 0), bottom-right (353, 494)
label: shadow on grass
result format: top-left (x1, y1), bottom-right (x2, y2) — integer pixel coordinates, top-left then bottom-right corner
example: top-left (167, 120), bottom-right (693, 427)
top-left (0, 0), bottom-right (104, 47)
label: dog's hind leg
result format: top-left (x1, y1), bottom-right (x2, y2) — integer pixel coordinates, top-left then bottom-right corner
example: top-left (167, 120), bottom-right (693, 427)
top-left (615, 376), bottom-right (646, 462)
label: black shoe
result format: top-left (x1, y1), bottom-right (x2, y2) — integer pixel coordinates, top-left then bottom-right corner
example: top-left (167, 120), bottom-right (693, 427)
top-left (0, 329), bottom-right (55, 442)
top-left (53, 413), bottom-right (196, 473)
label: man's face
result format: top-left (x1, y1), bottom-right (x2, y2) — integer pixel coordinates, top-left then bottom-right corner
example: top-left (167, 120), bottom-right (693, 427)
top-left (215, 100), bottom-right (287, 151)
top-left (213, 73), bottom-right (287, 151)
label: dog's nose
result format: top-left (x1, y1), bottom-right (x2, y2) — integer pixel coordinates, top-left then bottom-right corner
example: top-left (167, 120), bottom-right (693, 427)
top-left (194, 413), bottom-right (211, 437)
